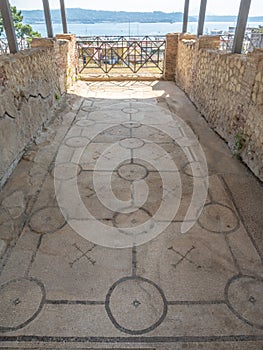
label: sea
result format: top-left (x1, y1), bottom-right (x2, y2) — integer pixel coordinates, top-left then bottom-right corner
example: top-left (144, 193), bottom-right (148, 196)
top-left (32, 21), bottom-right (263, 37)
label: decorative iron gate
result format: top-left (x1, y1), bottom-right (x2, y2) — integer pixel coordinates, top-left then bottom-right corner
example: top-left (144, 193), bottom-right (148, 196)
top-left (77, 36), bottom-right (166, 74)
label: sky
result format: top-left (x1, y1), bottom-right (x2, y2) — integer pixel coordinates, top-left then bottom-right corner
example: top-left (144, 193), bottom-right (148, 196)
top-left (9, 0), bottom-right (263, 17)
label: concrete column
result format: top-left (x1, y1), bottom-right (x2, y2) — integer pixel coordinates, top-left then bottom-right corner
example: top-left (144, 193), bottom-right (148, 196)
top-left (197, 0), bottom-right (207, 36)
top-left (59, 0), bottom-right (68, 34)
top-left (232, 0), bottom-right (252, 54)
top-left (0, 0), bottom-right (18, 53)
top-left (42, 0), bottom-right (53, 38)
top-left (182, 0), bottom-right (190, 33)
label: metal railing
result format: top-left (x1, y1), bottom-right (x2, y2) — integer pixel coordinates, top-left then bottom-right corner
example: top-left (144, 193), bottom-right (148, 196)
top-left (219, 33), bottom-right (263, 54)
top-left (0, 37), bottom-right (30, 55)
top-left (77, 35), bottom-right (166, 74)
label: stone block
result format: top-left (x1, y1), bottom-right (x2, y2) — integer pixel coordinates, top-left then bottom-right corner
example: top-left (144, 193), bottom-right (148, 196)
top-left (255, 71), bottom-right (262, 82)
top-left (56, 34), bottom-right (76, 41)
top-left (164, 33), bottom-right (179, 81)
top-left (31, 38), bottom-right (56, 48)
top-left (0, 239), bottom-right (7, 258)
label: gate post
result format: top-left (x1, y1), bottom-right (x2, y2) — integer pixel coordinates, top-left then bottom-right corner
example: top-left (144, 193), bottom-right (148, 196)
top-left (164, 33), bottom-right (179, 81)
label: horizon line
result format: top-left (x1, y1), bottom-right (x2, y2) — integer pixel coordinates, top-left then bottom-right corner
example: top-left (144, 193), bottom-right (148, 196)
top-left (17, 8), bottom-right (263, 18)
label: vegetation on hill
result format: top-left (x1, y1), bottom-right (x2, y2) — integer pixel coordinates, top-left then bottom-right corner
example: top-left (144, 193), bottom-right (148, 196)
top-left (0, 6), bottom-right (41, 38)
top-left (22, 9), bottom-right (194, 24)
top-left (20, 8), bottom-right (263, 25)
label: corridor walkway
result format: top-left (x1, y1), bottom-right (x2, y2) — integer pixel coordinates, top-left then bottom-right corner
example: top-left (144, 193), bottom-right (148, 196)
top-left (0, 81), bottom-right (262, 349)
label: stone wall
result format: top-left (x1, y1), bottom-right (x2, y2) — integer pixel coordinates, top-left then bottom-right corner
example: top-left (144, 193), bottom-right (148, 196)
top-left (176, 34), bottom-right (196, 96)
top-left (165, 33), bottom-right (263, 182)
top-left (244, 52), bottom-right (263, 179)
top-left (56, 34), bottom-right (78, 90)
top-left (0, 35), bottom-right (77, 188)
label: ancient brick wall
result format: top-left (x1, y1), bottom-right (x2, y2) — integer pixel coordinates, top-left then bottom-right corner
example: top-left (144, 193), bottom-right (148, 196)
top-left (244, 52), bottom-right (263, 179)
top-left (164, 33), bottom-right (179, 81)
top-left (0, 35), bottom-right (77, 188)
top-left (56, 34), bottom-right (78, 90)
top-left (176, 35), bottom-right (197, 97)
top-left (167, 33), bottom-right (263, 182)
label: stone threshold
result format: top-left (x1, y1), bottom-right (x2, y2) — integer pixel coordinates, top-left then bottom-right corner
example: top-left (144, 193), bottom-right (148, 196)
top-left (80, 75), bottom-right (163, 82)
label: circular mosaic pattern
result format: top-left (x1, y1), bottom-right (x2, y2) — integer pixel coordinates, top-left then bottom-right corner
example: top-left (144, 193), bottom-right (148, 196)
top-left (225, 275), bottom-right (263, 329)
top-left (121, 121), bottom-right (142, 129)
top-left (29, 206), bottom-right (66, 234)
top-left (118, 163), bottom-right (148, 181)
top-left (198, 203), bottom-right (239, 233)
top-left (0, 278), bottom-right (45, 332)
top-left (65, 137), bottom-right (89, 148)
top-left (75, 120), bottom-right (96, 127)
top-left (105, 276), bottom-right (167, 335)
top-left (182, 161), bottom-right (207, 178)
top-left (52, 162), bottom-right (81, 180)
top-left (122, 107), bottom-right (139, 114)
top-left (119, 137), bottom-right (145, 149)
top-left (113, 208), bottom-right (152, 229)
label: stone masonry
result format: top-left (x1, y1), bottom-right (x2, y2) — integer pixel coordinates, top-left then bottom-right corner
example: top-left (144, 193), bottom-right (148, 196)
top-left (164, 33), bottom-right (179, 81)
top-left (164, 33), bottom-right (263, 182)
top-left (0, 34), bottom-right (77, 189)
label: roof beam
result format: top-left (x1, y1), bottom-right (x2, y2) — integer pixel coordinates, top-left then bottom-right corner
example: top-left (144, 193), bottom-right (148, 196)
top-left (59, 0), bottom-right (68, 34)
top-left (0, 0), bottom-right (18, 54)
top-left (42, 0), bottom-right (53, 38)
top-left (197, 0), bottom-right (207, 36)
top-left (182, 0), bottom-right (190, 33)
top-left (232, 0), bottom-right (252, 54)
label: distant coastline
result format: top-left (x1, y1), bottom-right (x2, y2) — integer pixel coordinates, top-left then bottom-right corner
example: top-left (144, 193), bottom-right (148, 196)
top-left (27, 21), bottom-right (263, 38)
top-left (21, 8), bottom-right (263, 25)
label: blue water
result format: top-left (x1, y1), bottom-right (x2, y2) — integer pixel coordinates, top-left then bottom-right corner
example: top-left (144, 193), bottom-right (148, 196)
top-left (31, 21), bottom-right (263, 37)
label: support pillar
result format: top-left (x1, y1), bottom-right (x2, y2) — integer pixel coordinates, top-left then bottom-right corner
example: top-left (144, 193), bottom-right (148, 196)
top-left (197, 0), bottom-right (207, 36)
top-left (164, 33), bottom-right (179, 81)
top-left (42, 0), bottom-right (53, 38)
top-left (0, 0), bottom-right (18, 53)
top-left (182, 0), bottom-right (190, 33)
top-left (59, 0), bottom-right (68, 34)
top-left (232, 0), bottom-right (252, 54)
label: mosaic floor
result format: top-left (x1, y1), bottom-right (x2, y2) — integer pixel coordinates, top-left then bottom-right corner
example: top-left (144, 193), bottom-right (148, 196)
top-left (0, 81), bottom-right (262, 349)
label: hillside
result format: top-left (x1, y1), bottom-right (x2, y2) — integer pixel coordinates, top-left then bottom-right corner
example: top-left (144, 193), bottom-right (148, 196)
top-left (22, 9), bottom-right (189, 24)
top-left (21, 8), bottom-right (263, 25)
